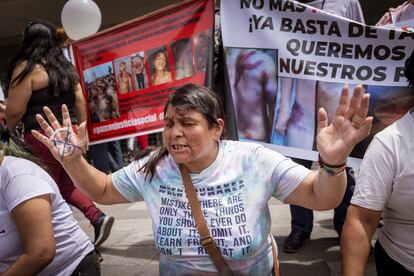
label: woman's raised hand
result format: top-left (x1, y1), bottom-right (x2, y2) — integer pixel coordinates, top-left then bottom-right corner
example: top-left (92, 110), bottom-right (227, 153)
top-left (31, 104), bottom-right (87, 164)
top-left (317, 84), bottom-right (373, 165)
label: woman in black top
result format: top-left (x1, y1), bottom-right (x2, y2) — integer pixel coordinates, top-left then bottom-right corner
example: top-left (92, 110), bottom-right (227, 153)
top-left (5, 20), bottom-right (114, 248)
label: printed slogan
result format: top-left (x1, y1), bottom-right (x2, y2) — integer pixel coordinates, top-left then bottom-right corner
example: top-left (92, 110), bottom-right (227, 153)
top-left (156, 180), bottom-right (253, 257)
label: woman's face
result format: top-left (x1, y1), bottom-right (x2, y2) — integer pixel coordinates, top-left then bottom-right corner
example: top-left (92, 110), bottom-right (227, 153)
top-left (162, 105), bottom-right (224, 173)
top-left (154, 52), bottom-right (167, 71)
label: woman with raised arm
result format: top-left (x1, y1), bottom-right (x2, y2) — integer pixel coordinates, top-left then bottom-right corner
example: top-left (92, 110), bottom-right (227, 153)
top-left (33, 83), bottom-right (371, 275)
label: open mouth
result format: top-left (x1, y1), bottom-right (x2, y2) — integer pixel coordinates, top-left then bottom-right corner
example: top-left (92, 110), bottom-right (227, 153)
top-left (171, 144), bottom-right (187, 150)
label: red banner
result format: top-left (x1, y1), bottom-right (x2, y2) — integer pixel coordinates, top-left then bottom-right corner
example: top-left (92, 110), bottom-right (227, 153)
top-left (71, 0), bottom-right (214, 144)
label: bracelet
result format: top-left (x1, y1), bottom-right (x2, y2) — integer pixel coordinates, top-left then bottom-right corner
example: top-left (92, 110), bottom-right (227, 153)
top-left (319, 165), bottom-right (346, 176)
top-left (318, 154), bottom-right (347, 176)
top-left (318, 154), bottom-right (346, 168)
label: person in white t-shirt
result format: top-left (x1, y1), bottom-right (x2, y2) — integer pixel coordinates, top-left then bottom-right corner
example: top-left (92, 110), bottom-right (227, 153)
top-left (341, 50), bottom-right (414, 275)
top-left (32, 83), bottom-right (371, 275)
top-left (0, 132), bottom-right (100, 275)
top-left (376, 0), bottom-right (414, 27)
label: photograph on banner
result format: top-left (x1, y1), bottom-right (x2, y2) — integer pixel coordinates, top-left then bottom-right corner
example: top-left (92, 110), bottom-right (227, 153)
top-left (171, 38), bottom-right (196, 80)
top-left (194, 30), bottom-right (211, 72)
top-left (83, 61), bottom-right (120, 123)
top-left (130, 51), bottom-right (149, 90)
top-left (114, 56), bottom-right (134, 94)
top-left (366, 84), bottom-right (414, 136)
top-left (71, 0), bottom-right (214, 144)
top-left (221, 0), bottom-right (414, 161)
top-left (148, 46), bottom-right (173, 86)
top-left (271, 77), bottom-right (317, 150)
top-left (225, 47), bottom-right (278, 142)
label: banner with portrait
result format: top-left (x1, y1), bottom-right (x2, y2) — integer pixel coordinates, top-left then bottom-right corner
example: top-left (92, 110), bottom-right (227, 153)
top-left (221, 0), bottom-right (414, 166)
top-left (71, 0), bottom-right (214, 144)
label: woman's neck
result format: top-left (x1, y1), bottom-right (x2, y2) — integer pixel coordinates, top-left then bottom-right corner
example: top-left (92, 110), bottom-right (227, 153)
top-left (186, 145), bottom-right (219, 174)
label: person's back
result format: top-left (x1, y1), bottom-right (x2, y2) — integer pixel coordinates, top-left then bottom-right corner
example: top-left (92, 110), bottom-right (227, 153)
top-left (0, 156), bottom-right (96, 275)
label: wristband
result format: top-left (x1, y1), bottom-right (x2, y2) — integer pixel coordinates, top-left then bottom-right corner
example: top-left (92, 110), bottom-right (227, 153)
top-left (319, 165), bottom-right (346, 176)
top-left (318, 154), bottom-right (347, 176)
top-left (318, 154), bottom-right (346, 168)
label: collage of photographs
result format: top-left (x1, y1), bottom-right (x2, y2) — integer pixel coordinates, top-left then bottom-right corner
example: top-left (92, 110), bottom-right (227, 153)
top-left (225, 47), bottom-right (414, 159)
top-left (82, 30), bottom-right (211, 123)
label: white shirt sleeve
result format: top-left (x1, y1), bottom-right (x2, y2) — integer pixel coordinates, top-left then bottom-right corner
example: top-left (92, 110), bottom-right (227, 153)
top-left (252, 146), bottom-right (310, 201)
top-left (3, 173), bottom-right (55, 212)
top-left (351, 137), bottom-right (395, 211)
top-left (112, 160), bottom-right (145, 202)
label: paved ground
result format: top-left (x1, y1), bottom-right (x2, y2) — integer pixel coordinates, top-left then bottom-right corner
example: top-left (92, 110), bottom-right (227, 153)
top-left (74, 198), bottom-right (376, 276)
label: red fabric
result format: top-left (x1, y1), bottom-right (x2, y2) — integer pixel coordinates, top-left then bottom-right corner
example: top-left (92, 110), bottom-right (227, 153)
top-left (24, 127), bottom-right (100, 224)
top-left (137, 134), bottom-right (149, 149)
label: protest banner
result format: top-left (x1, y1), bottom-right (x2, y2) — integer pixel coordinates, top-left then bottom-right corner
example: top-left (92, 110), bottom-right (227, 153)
top-left (221, 0), bottom-right (414, 166)
top-left (71, 0), bottom-right (214, 144)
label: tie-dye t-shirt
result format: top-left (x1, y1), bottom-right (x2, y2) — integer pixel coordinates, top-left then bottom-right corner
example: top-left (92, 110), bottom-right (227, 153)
top-left (112, 140), bottom-right (310, 275)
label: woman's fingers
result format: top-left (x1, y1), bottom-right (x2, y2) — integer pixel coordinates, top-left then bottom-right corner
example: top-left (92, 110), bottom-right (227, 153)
top-left (31, 129), bottom-right (55, 151)
top-left (317, 107), bottom-right (329, 134)
top-left (61, 104), bottom-right (72, 129)
top-left (78, 122), bottom-right (88, 153)
top-left (345, 85), bottom-right (363, 120)
top-left (355, 116), bottom-right (373, 142)
top-left (43, 106), bottom-right (61, 130)
top-left (350, 93), bottom-right (370, 129)
top-left (334, 84), bottom-right (350, 117)
top-left (35, 114), bottom-right (55, 137)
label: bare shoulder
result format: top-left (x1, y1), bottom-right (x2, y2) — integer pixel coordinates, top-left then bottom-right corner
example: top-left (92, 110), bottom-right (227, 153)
top-left (12, 61), bottom-right (47, 79)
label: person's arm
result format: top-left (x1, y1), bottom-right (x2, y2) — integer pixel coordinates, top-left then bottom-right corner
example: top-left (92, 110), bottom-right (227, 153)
top-left (275, 77), bottom-right (294, 136)
top-left (2, 195), bottom-right (55, 276)
top-left (31, 105), bottom-right (128, 205)
top-left (128, 74), bottom-right (133, 92)
top-left (262, 55), bottom-right (278, 134)
top-left (74, 83), bottom-right (87, 123)
top-left (116, 77), bottom-right (122, 93)
top-left (6, 63), bottom-right (35, 131)
top-left (285, 84), bottom-right (372, 210)
top-left (285, 168), bottom-right (346, 210)
top-left (341, 205), bottom-right (382, 276)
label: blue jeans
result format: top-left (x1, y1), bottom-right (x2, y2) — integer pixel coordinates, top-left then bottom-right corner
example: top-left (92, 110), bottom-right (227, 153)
top-left (290, 158), bottom-right (355, 234)
top-left (89, 141), bottom-right (124, 173)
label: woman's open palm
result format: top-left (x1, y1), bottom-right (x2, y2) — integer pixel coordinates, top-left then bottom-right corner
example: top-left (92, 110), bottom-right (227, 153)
top-left (31, 105), bottom-right (87, 164)
top-left (317, 85), bottom-right (373, 165)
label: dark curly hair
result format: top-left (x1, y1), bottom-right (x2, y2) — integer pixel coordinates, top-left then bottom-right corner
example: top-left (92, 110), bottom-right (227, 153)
top-left (404, 49), bottom-right (414, 94)
top-left (5, 19), bottom-right (79, 98)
